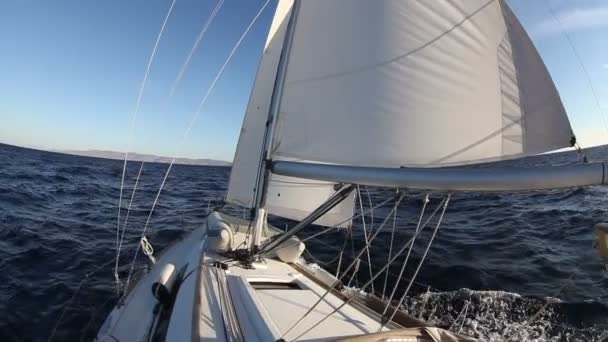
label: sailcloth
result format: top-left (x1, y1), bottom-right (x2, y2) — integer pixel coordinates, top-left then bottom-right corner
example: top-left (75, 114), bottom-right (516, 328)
top-left (225, 0), bottom-right (293, 210)
top-left (227, 0), bottom-right (574, 224)
top-left (270, 0), bottom-right (573, 167)
top-left (226, 0), bottom-right (353, 227)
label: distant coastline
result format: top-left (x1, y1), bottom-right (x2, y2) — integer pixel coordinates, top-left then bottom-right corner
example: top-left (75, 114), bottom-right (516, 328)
top-left (0, 142), bottom-right (231, 166)
top-left (59, 149), bottom-right (232, 166)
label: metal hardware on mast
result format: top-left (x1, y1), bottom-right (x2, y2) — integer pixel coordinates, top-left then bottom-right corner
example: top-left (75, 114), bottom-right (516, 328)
top-left (249, 0), bottom-right (300, 252)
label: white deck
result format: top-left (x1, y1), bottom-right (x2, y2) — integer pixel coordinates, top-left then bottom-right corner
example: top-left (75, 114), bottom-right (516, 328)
top-left (196, 252), bottom-right (388, 341)
top-left (97, 226), bottom-right (204, 342)
top-left (97, 213), bottom-right (467, 342)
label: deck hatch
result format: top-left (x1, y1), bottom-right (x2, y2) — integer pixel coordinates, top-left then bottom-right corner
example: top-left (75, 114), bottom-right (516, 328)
top-left (249, 281), bottom-right (302, 290)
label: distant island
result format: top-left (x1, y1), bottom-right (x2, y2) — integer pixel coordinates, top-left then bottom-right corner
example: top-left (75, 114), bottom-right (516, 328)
top-left (59, 149), bottom-right (232, 166)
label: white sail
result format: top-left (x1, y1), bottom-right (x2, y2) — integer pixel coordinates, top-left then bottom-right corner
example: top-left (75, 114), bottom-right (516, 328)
top-left (265, 166), bottom-right (355, 227)
top-left (226, 0), bottom-right (353, 227)
top-left (270, 0), bottom-right (574, 168)
top-left (225, 0), bottom-right (293, 209)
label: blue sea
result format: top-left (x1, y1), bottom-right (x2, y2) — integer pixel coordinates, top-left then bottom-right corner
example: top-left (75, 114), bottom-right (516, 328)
top-left (0, 142), bottom-right (607, 341)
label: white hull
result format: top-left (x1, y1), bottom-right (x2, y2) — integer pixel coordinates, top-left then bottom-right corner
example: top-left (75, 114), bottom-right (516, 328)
top-left (96, 212), bottom-right (472, 341)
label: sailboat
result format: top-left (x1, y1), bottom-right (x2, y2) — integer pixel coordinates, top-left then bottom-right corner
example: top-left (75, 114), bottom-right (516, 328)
top-left (95, 0), bottom-right (607, 341)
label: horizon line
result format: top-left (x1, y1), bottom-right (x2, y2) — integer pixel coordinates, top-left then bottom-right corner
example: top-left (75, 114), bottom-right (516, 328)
top-left (0, 141), bottom-right (233, 165)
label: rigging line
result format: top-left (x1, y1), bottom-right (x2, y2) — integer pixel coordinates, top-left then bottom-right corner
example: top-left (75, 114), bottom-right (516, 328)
top-left (309, 235), bottom-right (438, 293)
top-left (168, 0), bottom-right (224, 101)
top-left (306, 229), bottom-right (348, 268)
top-left (335, 228), bottom-right (350, 278)
top-left (346, 226), bottom-right (359, 288)
top-left (365, 186), bottom-right (374, 234)
top-left (238, 0), bottom-right (278, 247)
top-left (346, 257), bottom-right (360, 289)
top-left (304, 249), bottom-right (343, 267)
top-left (417, 286), bottom-right (432, 320)
top-left (116, 0), bottom-right (176, 285)
top-left (447, 299), bottom-right (470, 332)
top-left (213, 266), bottom-right (231, 341)
top-left (298, 227), bottom-right (346, 254)
top-left (246, 0), bottom-right (293, 241)
top-left (247, 0), bottom-right (301, 239)
top-left (298, 193), bottom-right (399, 253)
top-left (262, 194), bottom-right (398, 254)
top-left (356, 185), bottom-right (375, 294)
top-left (381, 193), bottom-right (430, 318)
top-left (124, 0), bottom-right (272, 290)
top-left (118, 0), bottom-right (225, 239)
top-left (79, 294), bottom-right (116, 342)
top-left (289, 196), bottom-right (449, 342)
top-left (381, 194), bottom-right (451, 330)
top-left (458, 302), bottom-right (469, 334)
top-left (381, 195), bottom-right (399, 300)
top-left (48, 259), bottom-right (115, 342)
top-left (544, 0), bottom-right (608, 137)
top-left (118, 0), bottom-right (225, 266)
top-left (114, 161), bottom-right (144, 289)
top-left (279, 194), bottom-right (405, 340)
top-left (324, 193), bottom-right (396, 230)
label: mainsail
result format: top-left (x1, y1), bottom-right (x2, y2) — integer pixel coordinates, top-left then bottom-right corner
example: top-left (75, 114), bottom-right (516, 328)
top-left (271, 0), bottom-right (573, 168)
top-left (227, 0), bottom-right (588, 227)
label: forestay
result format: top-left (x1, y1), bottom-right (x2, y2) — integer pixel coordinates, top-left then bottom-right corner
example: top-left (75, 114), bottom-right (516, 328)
top-left (271, 0), bottom-right (573, 168)
top-left (226, 0), bottom-right (353, 227)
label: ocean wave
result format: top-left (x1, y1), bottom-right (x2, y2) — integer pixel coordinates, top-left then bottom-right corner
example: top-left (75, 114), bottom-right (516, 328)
top-left (402, 288), bottom-right (608, 341)
top-left (1, 143), bottom-right (607, 341)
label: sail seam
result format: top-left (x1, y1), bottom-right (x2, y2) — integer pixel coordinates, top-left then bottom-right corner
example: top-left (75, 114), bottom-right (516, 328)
top-left (284, 0), bottom-right (497, 85)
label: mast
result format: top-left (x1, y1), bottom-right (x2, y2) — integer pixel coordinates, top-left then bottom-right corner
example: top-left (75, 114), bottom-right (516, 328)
top-left (249, 0), bottom-right (299, 252)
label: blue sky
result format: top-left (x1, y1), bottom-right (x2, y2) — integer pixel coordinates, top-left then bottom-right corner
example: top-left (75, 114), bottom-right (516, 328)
top-left (0, 0), bottom-right (606, 161)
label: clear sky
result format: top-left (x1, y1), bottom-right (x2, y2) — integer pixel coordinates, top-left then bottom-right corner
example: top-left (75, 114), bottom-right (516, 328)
top-left (0, 0), bottom-right (606, 161)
